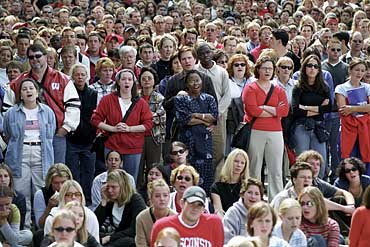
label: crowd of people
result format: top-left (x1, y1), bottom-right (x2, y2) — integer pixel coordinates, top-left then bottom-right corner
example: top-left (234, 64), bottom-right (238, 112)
top-left (1, 0), bottom-right (370, 246)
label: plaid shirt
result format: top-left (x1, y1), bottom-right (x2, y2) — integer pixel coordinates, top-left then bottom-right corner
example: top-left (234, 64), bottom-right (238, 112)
top-left (89, 80), bottom-right (115, 105)
top-left (273, 222), bottom-right (307, 247)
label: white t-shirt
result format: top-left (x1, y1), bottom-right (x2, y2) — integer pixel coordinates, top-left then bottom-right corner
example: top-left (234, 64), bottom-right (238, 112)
top-left (335, 81), bottom-right (370, 98)
top-left (112, 202), bottom-right (125, 227)
top-left (118, 98), bottom-right (132, 119)
top-left (23, 106), bottom-right (41, 142)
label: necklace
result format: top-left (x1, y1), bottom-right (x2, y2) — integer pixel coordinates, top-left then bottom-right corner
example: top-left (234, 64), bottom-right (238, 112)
top-left (228, 183), bottom-right (239, 193)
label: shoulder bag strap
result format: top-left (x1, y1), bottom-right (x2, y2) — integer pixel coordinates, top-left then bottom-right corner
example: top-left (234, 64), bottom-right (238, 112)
top-left (121, 96), bottom-right (140, 123)
top-left (249, 84), bottom-right (275, 126)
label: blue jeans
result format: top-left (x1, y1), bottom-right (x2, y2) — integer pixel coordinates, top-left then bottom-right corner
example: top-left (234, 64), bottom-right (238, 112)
top-left (294, 124), bottom-right (327, 178)
top-left (66, 141), bottom-right (96, 204)
top-left (53, 135), bottom-right (66, 164)
top-left (325, 117), bottom-right (340, 179)
top-left (104, 148), bottom-right (141, 182)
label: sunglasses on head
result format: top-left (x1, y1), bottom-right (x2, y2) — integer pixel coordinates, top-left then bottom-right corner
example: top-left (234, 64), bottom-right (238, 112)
top-left (306, 63), bottom-right (319, 69)
top-left (54, 227), bottom-right (75, 233)
top-left (28, 54), bottom-right (43, 60)
top-left (234, 63), bottom-right (246, 67)
top-left (344, 167), bottom-right (358, 173)
top-left (279, 65), bottom-right (293, 70)
top-left (176, 175), bottom-right (192, 182)
top-left (171, 149), bottom-right (185, 155)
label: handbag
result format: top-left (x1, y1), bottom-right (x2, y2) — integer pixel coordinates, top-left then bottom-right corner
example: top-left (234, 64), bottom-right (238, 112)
top-left (314, 122), bottom-right (330, 143)
top-left (231, 84), bottom-right (275, 151)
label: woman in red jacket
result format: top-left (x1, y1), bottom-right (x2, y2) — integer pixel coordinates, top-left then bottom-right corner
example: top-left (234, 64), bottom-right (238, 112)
top-left (91, 69), bottom-right (152, 182)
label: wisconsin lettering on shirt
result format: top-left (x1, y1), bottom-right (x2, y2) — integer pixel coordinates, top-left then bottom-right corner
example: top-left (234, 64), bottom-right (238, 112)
top-left (181, 237), bottom-right (212, 247)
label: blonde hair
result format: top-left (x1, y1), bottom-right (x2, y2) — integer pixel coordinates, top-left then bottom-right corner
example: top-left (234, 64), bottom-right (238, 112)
top-left (226, 236), bottom-right (262, 247)
top-left (107, 169), bottom-right (135, 207)
top-left (59, 180), bottom-right (86, 207)
top-left (276, 56), bottom-right (294, 78)
top-left (219, 148), bottom-right (249, 183)
top-left (278, 198), bottom-right (301, 216)
top-left (96, 57), bottom-right (115, 77)
top-left (147, 178), bottom-right (170, 200)
top-left (51, 209), bottom-right (77, 238)
top-left (352, 10), bottom-right (367, 32)
top-left (298, 186), bottom-right (328, 225)
top-left (170, 164), bottom-right (200, 186)
top-left (45, 163), bottom-right (73, 189)
top-left (154, 227), bottom-right (180, 247)
top-left (63, 201), bottom-right (88, 243)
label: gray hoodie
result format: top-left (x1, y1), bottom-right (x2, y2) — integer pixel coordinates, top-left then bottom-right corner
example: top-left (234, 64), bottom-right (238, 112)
top-left (222, 198), bottom-right (248, 244)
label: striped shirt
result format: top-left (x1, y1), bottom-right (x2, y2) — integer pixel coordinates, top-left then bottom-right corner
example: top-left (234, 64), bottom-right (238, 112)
top-left (300, 218), bottom-right (340, 247)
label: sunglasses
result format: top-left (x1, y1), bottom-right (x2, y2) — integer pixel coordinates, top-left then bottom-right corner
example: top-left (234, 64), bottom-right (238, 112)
top-left (65, 192), bottom-right (82, 198)
top-left (176, 175), bottom-right (192, 182)
top-left (280, 65), bottom-right (293, 70)
top-left (28, 54), bottom-right (43, 60)
top-left (171, 149), bottom-right (185, 155)
top-left (344, 167), bottom-right (358, 173)
top-left (330, 48), bottom-right (341, 52)
top-left (300, 201), bottom-right (315, 207)
top-left (234, 63), bottom-right (246, 67)
top-left (54, 227), bottom-right (75, 233)
top-left (306, 63), bottom-right (320, 69)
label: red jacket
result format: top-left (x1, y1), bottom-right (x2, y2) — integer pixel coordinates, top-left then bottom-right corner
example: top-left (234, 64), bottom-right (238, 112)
top-left (10, 67), bottom-right (80, 131)
top-left (91, 93), bottom-right (152, 154)
top-left (340, 114), bottom-right (370, 162)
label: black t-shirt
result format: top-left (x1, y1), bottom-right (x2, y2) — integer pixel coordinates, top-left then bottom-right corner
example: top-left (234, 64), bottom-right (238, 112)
top-left (210, 181), bottom-right (241, 212)
top-left (285, 50), bottom-right (301, 73)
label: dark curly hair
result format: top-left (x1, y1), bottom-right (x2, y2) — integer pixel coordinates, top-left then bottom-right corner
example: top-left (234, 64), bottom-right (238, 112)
top-left (337, 157), bottom-right (365, 181)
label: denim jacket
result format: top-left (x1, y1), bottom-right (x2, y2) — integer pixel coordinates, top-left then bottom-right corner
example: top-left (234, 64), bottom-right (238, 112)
top-left (3, 103), bottom-right (56, 178)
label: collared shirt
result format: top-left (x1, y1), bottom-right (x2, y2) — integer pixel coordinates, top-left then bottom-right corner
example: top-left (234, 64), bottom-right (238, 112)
top-left (195, 62), bottom-right (231, 114)
top-left (273, 222), bottom-right (307, 247)
top-left (341, 51), bottom-right (366, 64)
top-left (273, 77), bottom-right (297, 105)
top-left (246, 40), bottom-right (259, 52)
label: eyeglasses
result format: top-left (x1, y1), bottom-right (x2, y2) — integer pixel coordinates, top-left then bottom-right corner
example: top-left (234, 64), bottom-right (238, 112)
top-left (279, 65), bottom-right (293, 70)
top-left (300, 201), bottom-right (315, 207)
top-left (234, 63), bottom-right (246, 67)
top-left (330, 48), bottom-right (341, 52)
top-left (344, 167), bottom-right (358, 173)
top-left (65, 192), bottom-right (82, 198)
top-left (306, 63), bottom-right (320, 69)
top-left (28, 54), bottom-right (43, 60)
top-left (176, 175), bottom-right (192, 182)
top-left (171, 149), bottom-right (185, 155)
top-left (141, 76), bottom-right (153, 81)
top-left (54, 227), bottom-right (75, 233)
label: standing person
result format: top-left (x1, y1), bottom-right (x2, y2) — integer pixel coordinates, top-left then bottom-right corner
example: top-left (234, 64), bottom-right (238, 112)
top-left (94, 170), bottom-right (147, 247)
top-left (298, 186), bottom-right (340, 247)
top-left (136, 179), bottom-right (175, 246)
top-left (5, 43), bottom-right (81, 164)
top-left (138, 67), bottom-right (166, 188)
top-left (243, 56), bottom-right (289, 200)
top-left (272, 199), bottom-right (307, 246)
top-left (66, 64), bottom-right (97, 205)
top-left (225, 54), bottom-right (255, 154)
top-left (195, 43), bottom-right (230, 177)
top-left (246, 202), bottom-right (290, 247)
top-left (89, 58), bottom-right (115, 105)
top-left (335, 59), bottom-right (370, 170)
top-left (349, 185), bottom-right (370, 247)
top-left (3, 78), bottom-right (56, 229)
top-left (174, 70), bottom-right (218, 195)
top-left (292, 55), bottom-right (332, 179)
top-left (150, 186), bottom-right (224, 247)
top-left (91, 69), bottom-right (153, 181)
top-left (322, 38), bottom-right (348, 182)
top-left (151, 34), bottom-right (177, 82)
top-left (211, 148), bottom-right (250, 217)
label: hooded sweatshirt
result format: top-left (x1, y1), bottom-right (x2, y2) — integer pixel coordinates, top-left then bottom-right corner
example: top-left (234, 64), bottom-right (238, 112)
top-left (222, 198), bottom-right (248, 244)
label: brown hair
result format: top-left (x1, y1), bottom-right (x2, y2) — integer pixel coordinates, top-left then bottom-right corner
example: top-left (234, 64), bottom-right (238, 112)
top-left (247, 201), bottom-right (277, 236)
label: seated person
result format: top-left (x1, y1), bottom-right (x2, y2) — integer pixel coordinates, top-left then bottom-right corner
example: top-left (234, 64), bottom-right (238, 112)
top-left (223, 178), bottom-right (264, 244)
top-left (94, 170), bottom-right (146, 247)
top-left (44, 180), bottom-right (100, 243)
top-left (90, 150), bottom-right (135, 211)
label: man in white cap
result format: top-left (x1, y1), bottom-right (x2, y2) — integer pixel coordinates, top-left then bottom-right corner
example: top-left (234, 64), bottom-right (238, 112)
top-left (150, 186), bottom-right (224, 246)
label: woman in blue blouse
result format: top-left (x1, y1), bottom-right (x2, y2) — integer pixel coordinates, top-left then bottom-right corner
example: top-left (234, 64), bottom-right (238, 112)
top-left (3, 78), bottom-right (56, 229)
top-left (175, 70), bottom-right (218, 195)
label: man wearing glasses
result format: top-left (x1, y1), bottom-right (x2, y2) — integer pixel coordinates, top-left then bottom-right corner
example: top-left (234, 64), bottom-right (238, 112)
top-left (4, 43), bottom-right (81, 164)
top-left (151, 186), bottom-right (224, 247)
